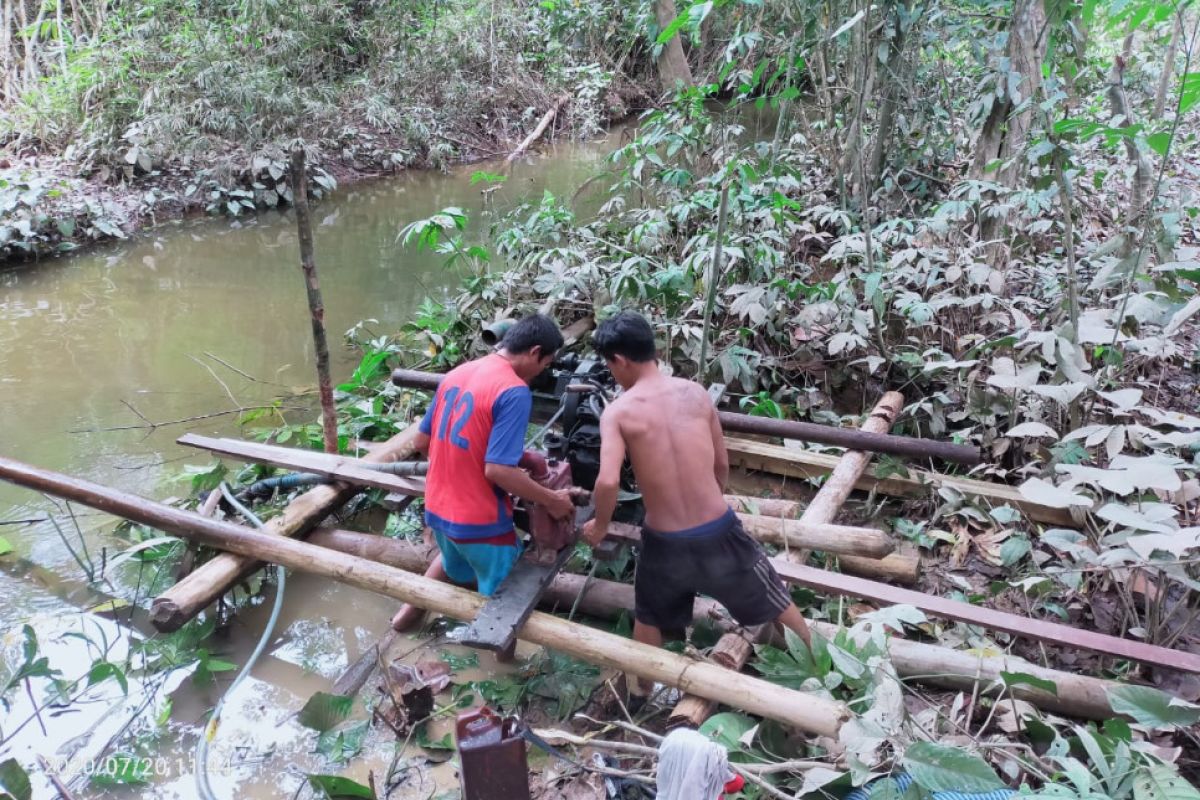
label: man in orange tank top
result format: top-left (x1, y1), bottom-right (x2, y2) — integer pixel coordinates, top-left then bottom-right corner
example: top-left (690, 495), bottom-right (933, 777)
top-left (392, 314), bottom-right (575, 631)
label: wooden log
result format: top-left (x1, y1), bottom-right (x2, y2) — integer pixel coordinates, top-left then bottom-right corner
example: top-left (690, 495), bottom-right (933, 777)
top-left (149, 424), bottom-right (426, 632)
top-left (797, 392), bottom-right (905, 530)
top-left (725, 494), bottom-right (802, 518)
top-left (669, 628), bottom-right (758, 729)
top-left (836, 550), bottom-right (922, 584)
top-left (725, 436), bottom-right (1079, 527)
top-left (0, 456), bottom-right (850, 737)
top-left (671, 393), bottom-right (905, 726)
top-left (738, 513), bottom-right (893, 558)
top-left (604, 517), bottom-right (893, 559)
top-left (176, 434), bottom-right (426, 496)
top-left (301, 529), bottom-right (1124, 720)
top-left (504, 94), bottom-right (570, 165)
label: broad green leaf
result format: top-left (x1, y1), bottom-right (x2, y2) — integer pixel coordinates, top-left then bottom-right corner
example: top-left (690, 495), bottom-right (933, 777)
top-left (1179, 72), bottom-right (1200, 116)
top-left (1000, 671), bottom-right (1058, 696)
top-left (902, 741), bottom-right (1005, 793)
top-left (88, 662), bottom-right (129, 695)
top-left (0, 760), bottom-right (31, 800)
top-left (1147, 132), bottom-right (1172, 156)
top-left (1134, 765), bottom-right (1200, 800)
top-left (307, 774), bottom-right (375, 799)
top-left (316, 721), bottom-right (368, 764)
top-left (699, 712), bottom-right (756, 751)
top-left (299, 692), bottom-right (355, 733)
top-left (1109, 685), bottom-right (1200, 729)
top-left (0, 537), bottom-right (12, 556)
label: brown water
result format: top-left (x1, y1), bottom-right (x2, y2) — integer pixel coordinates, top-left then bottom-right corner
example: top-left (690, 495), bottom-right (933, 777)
top-left (0, 133), bottom-right (618, 797)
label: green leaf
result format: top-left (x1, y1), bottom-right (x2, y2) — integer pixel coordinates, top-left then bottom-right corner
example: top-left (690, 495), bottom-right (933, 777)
top-left (699, 712), bottom-right (756, 751)
top-left (0, 760), bottom-right (31, 800)
top-left (1147, 132), bottom-right (1172, 156)
top-left (0, 537), bottom-right (12, 556)
top-left (89, 754), bottom-right (151, 787)
top-left (902, 742), bottom-right (1005, 793)
top-left (88, 662), bottom-right (129, 695)
top-left (299, 692), bottom-right (355, 732)
top-left (316, 721), bottom-right (368, 763)
top-left (307, 774), bottom-right (375, 799)
top-left (1179, 72), bottom-right (1200, 116)
top-left (1134, 765), bottom-right (1200, 800)
top-left (1000, 671), bottom-right (1058, 696)
top-left (469, 171), bottom-right (507, 185)
top-left (1109, 685), bottom-right (1200, 729)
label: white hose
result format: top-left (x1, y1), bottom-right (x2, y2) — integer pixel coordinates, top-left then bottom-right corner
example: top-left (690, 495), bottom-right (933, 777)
top-left (195, 483), bottom-right (287, 800)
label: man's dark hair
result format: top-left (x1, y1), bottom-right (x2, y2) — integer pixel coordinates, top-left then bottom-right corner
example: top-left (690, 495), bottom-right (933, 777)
top-left (499, 313), bottom-right (564, 356)
top-left (593, 311), bottom-right (656, 363)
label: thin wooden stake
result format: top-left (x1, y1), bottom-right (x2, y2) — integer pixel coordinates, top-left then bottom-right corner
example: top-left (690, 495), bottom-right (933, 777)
top-left (290, 145), bottom-right (338, 454)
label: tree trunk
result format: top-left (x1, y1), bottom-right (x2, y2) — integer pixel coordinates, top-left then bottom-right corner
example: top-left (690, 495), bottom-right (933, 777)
top-left (653, 0), bottom-right (693, 93)
top-left (1106, 57), bottom-right (1153, 251)
top-left (1154, 14), bottom-right (1183, 119)
top-left (969, 0), bottom-right (1048, 187)
top-left (868, 0), bottom-right (918, 191)
top-left (289, 146), bottom-right (339, 455)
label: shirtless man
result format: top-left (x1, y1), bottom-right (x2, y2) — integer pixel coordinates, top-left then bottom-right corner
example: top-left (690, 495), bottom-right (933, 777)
top-left (581, 311), bottom-right (811, 694)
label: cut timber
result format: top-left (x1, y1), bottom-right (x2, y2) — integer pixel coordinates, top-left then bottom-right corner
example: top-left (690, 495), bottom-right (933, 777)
top-left (604, 518), bottom-right (893, 559)
top-left (739, 513), bottom-right (893, 559)
top-left (150, 424), bottom-right (426, 632)
top-left (835, 549), bottom-right (921, 584)
top-left (669, 627), bottom-right (759, 729)
top-left (772, 559), bottom-right (1200, 674)
top-left (177, 434), bottom-right (426, 496)
top-left (725, 436), bottom-right (1079, 527)
top-left (671, 393), bottom-right (905, 726)
top-left (795, 392), bottom-right (904, 531)
top-left (301, 529), bottom-right (1125, 720)
top-left (504, 95), bottom-right (570, 165)
top-left (726, 494), bottom-right (802, 518)
top-left (0, 456), bottom-right (850, 737)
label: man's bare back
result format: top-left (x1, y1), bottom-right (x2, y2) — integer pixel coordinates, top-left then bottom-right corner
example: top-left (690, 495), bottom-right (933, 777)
top-left (603, 373), bottom-right (730, 532)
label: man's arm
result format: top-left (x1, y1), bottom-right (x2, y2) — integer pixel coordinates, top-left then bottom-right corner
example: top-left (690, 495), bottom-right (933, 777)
top-left (415, 391), bottom-right (438, 456)
top-left (582, 406), bottom-right (626, 545)
top-left (709, 402), bottom-right (729, 492)
top-left (484, 463), bottom-right (572, 519)
top-left (483, 386), bottom-right (573, 520)
top-left (413, 430), bottom-right (431, 455)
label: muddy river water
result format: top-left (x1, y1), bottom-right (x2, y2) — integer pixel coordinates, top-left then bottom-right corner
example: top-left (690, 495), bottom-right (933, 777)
top-left (0, 132), bottom-right (620, 798)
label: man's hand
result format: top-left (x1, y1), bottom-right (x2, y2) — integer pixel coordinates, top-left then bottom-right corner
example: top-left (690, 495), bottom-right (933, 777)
top-left (545, 489), bottom-right (574, 522)
top-left (581, 518), bottom-right (607, 547)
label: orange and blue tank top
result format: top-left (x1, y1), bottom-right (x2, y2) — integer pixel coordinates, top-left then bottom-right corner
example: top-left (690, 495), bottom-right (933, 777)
top-left (419, 354), bottom-right (532, 541)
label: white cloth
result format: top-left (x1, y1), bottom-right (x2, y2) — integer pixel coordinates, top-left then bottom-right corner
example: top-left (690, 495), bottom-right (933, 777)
top-left (655, 728), bottom-right (732, 800)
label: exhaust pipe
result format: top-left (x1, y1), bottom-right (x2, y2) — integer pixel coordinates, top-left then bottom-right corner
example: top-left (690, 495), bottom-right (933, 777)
top-left (481, 319), bottom-right (517, 347)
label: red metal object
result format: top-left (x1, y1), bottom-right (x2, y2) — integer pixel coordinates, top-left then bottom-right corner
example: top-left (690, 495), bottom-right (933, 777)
top-left (519, 450), bottom-right (574, 550)
top-left (456, 707), bottom-right (531, 800)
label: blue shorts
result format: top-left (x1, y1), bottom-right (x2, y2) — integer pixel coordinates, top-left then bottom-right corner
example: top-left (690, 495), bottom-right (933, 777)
top-left (433, 529), bottom-right (522, 596)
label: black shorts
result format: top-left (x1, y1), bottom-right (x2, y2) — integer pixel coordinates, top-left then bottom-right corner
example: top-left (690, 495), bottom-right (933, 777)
top-left (634, 508), bottom-right (792, 632)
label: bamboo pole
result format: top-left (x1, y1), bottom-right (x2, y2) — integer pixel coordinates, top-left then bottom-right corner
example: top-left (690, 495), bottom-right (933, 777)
top-left (671, 393), bottom-right (905, 727)
top-left (289, 145), bottom-right (339, 455)
top-left (604, 515), bottom-right (892, 558)
top-left (725, 494), bottom-right (803, 518)
top-left (0, 456), bottom-right (850, 737)
top-left (149, 424), bottom-right (426, 631)
top-left (306, 528), bottom-right (1123, 720)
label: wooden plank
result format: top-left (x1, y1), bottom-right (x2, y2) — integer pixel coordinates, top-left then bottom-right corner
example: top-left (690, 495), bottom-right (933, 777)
top-left (771, 559), bottom-right (1200, 675)
top-left (724, 436), bottom-right (1079, 527)
top-left (177, 434), bottom-right (425, 497)
top-left (459, 546), bottom-right (574, 653)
